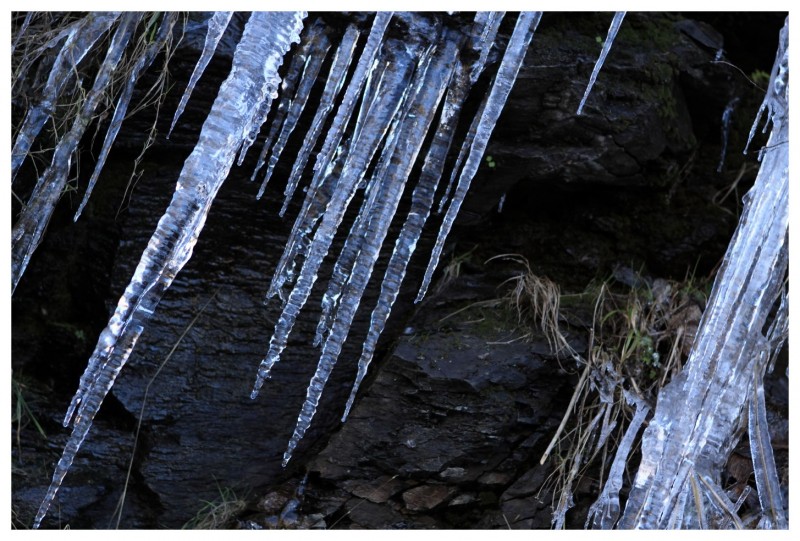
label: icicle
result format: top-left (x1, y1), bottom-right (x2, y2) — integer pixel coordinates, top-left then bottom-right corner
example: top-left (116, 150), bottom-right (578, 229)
top-left (11, 12), bottom-right (120, 181)
top-left (278, 25), bottom-right (360, 210)
top-left (471, 12), bottom-right (505, 82)
top-left (167, 11), bottom-right (233, 138)
top-left (417, 11), bottom-right (542, 303)
top-left (749, 371), bottom-right (788, 529)
top-left (576, 11), bottom-right (625, 116)
top-left (74, 13), bottom-right (179, 222)
top-left (284, 22), bottom-right (454, 465)
top-left (253, 14), bottom-right (416, 398)
top-left (436, 12), bottom-right (505, 213)
top-left (717, 97), bottom-right (740, 173)
top-left (254, 22), bottom-right (331, 197)
top-left (11, 12), bottom-right (34, 55)
top-left (12, 13), bottom-right (142, 293)
top-left (744, 19), bottom-right (788, 156)
top-left (619, 18), bottom-right (787, 528)
top-left (33, 12), bottom-right (305, 528)
top-left (312, 43), bottom-right (431, 346)
top-left (436, 89), bottom-right (489, 214)
top-left (264, 13), bottom-right (391, 303)
top-left (342, 34), bottom-right (482, 422)
top-left (586, 391), bottom-right (650, 529)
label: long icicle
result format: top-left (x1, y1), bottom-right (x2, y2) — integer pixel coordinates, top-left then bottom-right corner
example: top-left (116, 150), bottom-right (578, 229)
top-left (74, 13), bottom-right (179, 222)
top-left (277, 25), bottom-right (360, 211)
top-left (284, 21), bottom-right (454, 465)
top-left (12, 13), bottom-right (142, 293)
top-left (252, 19), bottom-right (331, 191)
top-left (265, 13), bottom-right (391, 302)
top-left (252, 15), bottom-right (414, 398)
top-left (167, 11), bottom-right (233, 138)
top-left (33, 12), bottom-right (305, 528)
top-left (576, 11), bottom-right (625, 115)
top-left (436, 12), bottom-right (504, 213)
top-left (417, 12), bottom-right (542, 303)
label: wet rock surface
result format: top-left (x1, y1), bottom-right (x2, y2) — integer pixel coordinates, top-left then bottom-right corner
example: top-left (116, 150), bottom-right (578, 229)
top-left (11, 12), bottom-right (787, 529)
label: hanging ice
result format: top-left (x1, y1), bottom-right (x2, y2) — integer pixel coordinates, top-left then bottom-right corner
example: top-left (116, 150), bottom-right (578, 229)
top-left (167, 11), bottom-right (233, 138)
top-left (277, 25), bottom-right (360, 212)
top-left (283, 20), bottom-right (456, 465)
top-left (436, 13), bottom-right (505, 213)
top-left (263, 13), bottom-right (391, 305)
top-left (576, 11), bottom-right (625, 116)
top-left (253, 20), bottom-right (331, 197)
top-left (417, 11), bottom-right (542, 303)
top-left (74, 13), bottom-right (179, 222)
top-left (716, 97), bottom-right (740, 173)
top-left (12, 13), bottom-right (142, 293)
top-left (11, 12), bottom-right (121, 181)
top-left (619, 18), bottom-right (787, 528)
top-left (252, 12), bottom-right (415, 397)
top-left (342, 12), bottom-right (503, 421)
top-left (32, 11), bottom-right (305, 528)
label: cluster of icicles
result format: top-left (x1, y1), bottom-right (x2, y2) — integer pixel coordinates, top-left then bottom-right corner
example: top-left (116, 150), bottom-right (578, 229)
top-left (12, 12), bottom-right (629, 528)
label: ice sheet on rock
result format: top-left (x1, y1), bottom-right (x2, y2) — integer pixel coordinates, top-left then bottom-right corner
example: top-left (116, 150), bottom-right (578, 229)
top-left (167, 11), bottom-right (233, 138)
top-left (11, 12), bottom-right (121, 181)
top-left (619, 19), bottom-right (787, 528)
top-left (12, 13), bottom-right (142, 293)
top-left (284, 23), bottom-right (454, 465)
top-left (576, 11), bottom-right (625, 115)
top-left (74, 13), bottom-right (179, 222)
top-left (253, 15), bottom-right (417, 399)
top-left (33, 11), bottom-right (305, 528)
top-left (255, 22), bottom-right (331, 197)
top-left (265, 13), bottom-right (391, 304)
top-left (417, 11), bottom-right (542, 303)
top-left (279, 25), bottom-right (360, 211)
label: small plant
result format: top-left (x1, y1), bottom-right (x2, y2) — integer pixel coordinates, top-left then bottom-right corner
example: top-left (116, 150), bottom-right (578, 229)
top-left (12, 374), bottom-right (48, 453)
top-left (485, 155), bottom-right (497, 169)
top-left (182, 486), bottom-right (247, 529)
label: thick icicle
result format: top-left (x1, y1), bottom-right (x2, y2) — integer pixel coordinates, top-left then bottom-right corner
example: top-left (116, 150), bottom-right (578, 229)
top-left (11, 12), bottom-right (120, 181)
top-left (278, 25), bottom-right (360, 211)
top-left (254, 22), bottom-right (331, 197)
top-left (619, 18), bottom-right (787, 529)
top-left (12, 13), bottom-right (142, 293)
top-left (436, 12), bottom-right (505, 213)
top-left (167, 11), bottom-right (233, 138)
top-left (284, 22), bottom-right (454, 465)
top-left (253, 14), bottom-right (416, 397)
top-left (74, 13), bottom-right (179, 222)
top-left (33, 12), bottom-right (305, 528)
top-left (265, 13), bottom-right (391, 303)
top-left (576, 11), bottom-right (625, 115)
top-left (417, 11), bottom-right (542, 303)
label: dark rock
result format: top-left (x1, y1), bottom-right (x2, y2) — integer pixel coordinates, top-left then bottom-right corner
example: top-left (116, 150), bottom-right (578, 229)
top-left (402, 485), bottom-right (453, 512)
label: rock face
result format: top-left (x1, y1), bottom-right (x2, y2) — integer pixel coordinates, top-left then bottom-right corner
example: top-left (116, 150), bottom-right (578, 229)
top-left (11, 12), bottom-right (786, 528)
